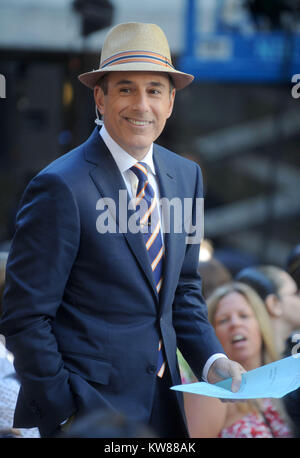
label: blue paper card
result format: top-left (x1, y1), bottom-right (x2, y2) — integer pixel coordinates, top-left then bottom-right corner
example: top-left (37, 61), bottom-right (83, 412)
top-left (171, 355), bottom-right (300, 399)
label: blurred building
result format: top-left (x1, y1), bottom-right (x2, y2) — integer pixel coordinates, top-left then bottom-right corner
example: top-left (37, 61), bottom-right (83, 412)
top-left (0, 0), bottom-right (300, 271)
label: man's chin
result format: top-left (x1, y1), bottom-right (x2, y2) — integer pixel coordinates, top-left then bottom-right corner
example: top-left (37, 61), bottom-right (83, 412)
top-left (125, 142), bottom-right (153, 159)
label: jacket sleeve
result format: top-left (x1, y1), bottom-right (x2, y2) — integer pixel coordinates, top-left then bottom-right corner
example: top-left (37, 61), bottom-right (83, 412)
top-left (0, 172), bottom-right (80, 432)
top-left (172, 163), bottom-right (225, 380)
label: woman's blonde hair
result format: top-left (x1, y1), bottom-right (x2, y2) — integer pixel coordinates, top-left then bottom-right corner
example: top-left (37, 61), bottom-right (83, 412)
top-left (207, 281), bottom-right (279, 415)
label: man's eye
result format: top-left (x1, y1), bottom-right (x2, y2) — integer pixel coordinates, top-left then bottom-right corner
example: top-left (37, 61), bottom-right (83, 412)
top-left (149, 89), bottom-right (161, 95)
top-left (120, 88), bottom-right (131, 93)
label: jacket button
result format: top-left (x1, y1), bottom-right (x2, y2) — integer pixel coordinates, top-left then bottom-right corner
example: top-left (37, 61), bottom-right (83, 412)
top-left (147, 365), bottom-right (156, 374)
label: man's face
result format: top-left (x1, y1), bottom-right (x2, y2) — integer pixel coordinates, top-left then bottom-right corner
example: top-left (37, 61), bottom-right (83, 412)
top-left (94, 71), bottom-right (176, 159)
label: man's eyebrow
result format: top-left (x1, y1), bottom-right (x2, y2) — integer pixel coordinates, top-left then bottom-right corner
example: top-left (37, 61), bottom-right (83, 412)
top-left (114, 80), bottom-right (166, 87)
top-left (148, 81), bottom-right (166, 88)
top-left (114, 80), bottom-right (133, 86)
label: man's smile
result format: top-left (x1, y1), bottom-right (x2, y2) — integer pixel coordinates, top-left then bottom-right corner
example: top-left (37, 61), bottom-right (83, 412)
top-left (125, 117), bottom-right (153, 127)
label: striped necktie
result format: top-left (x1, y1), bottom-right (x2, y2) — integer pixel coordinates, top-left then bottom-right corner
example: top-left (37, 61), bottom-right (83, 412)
top-left (130, 162), bottom-right (166, 378)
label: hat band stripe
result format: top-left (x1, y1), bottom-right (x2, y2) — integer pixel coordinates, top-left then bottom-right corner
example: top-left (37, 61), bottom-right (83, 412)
top-left (101, 50), bottom-right (172, 64)
top-left (100, 53), bottom-right (174, 70)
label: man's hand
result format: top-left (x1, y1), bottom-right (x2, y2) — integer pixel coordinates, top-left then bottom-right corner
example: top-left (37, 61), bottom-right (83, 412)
top-left (207, 357), bottom-right (247, 393)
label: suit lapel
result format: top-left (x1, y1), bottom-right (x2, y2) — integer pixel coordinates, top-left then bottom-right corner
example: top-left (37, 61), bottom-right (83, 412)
top-left (84, 128), bottom-right (159, 300)
top-left (153, 146), bottom-right (185, 310)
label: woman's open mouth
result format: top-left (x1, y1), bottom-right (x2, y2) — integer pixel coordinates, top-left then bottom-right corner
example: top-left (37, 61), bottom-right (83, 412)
top-left (231, 334), bottom-right (247, 346)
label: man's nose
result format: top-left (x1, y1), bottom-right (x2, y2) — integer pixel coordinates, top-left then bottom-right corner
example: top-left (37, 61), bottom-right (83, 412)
top-left (132, 92), bottom-right (150, 111)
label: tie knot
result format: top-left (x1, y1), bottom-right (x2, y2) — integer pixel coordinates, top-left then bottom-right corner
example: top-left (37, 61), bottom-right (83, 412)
top-left (130, 162), bottom-right (148, 184)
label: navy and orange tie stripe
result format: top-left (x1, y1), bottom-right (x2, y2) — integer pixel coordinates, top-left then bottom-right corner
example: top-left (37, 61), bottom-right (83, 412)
top-left (130, 162), bottom-right (166, 378)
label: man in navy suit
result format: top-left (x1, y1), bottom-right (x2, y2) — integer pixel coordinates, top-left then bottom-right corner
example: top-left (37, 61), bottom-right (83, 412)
top-left (0, 23), bottom-right (245, 438)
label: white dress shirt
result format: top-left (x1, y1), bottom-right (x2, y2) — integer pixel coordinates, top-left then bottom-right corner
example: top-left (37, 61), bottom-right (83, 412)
top-left (99, 126), bottom-right (227, 381)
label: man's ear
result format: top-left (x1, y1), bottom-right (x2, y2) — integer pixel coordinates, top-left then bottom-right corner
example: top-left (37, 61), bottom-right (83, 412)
top-left (265, 294), bottom-right (283, 317)
top-left (166, 88), bottom-right (176, 119)
top-left (94, 86), bottom-right (104, 115)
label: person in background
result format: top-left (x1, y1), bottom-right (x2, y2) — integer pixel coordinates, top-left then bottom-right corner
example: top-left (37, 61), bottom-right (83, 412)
top-left (198, 257), bottom-right (232, 300)
top-left (182, 282), bottom-right (293, 438)
top-left (236, 265), bottom-right (300, 356)
top-left (282, 331), bottom-right (300, 438)
top-left (0, 252), bottom-right (39, 438)
top-left (284, 244), bottom-right (300, 437)
top-left (286, 244), bottom-right (300, 294)
top-left (237, 264), bottom-right (300, 438)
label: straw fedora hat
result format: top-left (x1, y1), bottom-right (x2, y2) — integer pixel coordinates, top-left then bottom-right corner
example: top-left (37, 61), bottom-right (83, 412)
top-left (78, 22), bottom-right (194, 91)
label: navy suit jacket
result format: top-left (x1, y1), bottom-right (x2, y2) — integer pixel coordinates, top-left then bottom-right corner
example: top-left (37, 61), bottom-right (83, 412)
top-left (0, 127), bottom-right (225, 437)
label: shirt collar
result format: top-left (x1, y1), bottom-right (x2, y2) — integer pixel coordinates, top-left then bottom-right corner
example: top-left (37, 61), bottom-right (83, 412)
top-left (99, 125), bottom-right (156, 175)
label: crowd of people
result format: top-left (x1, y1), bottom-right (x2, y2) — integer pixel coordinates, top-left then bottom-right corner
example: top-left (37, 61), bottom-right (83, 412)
top-left (1, 241), bottom-right (299, 438)
top-left (178, 243), bottom-right (300, 438)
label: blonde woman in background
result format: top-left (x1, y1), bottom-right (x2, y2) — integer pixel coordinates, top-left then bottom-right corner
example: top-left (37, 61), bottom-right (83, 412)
top-left (183, 282), bottom-right (293, 438)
